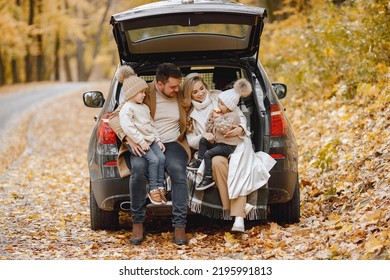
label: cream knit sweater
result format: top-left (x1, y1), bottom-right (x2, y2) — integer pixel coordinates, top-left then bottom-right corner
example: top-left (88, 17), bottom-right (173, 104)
top-left (206, 111), bottom-right (243, 146)
top-left (119, 101), bottom-right (160, 146)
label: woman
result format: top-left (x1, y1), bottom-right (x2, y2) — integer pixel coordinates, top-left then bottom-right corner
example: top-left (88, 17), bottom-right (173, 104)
top-left (182, 73), bottom-right (254, 232)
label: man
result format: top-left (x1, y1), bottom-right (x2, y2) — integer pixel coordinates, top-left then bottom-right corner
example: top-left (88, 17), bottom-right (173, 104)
top-left (109, 63), bottom-right (190, 245)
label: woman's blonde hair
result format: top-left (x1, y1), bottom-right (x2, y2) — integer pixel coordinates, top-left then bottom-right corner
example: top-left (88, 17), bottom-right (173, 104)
top-left (182, 73), bottom-right (209, 113)
top-left (182, 73), bottom-right (210, 132)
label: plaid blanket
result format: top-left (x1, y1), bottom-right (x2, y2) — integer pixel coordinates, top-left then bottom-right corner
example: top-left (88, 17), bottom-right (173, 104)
top-left (187, 170), bottom-right (268, 220)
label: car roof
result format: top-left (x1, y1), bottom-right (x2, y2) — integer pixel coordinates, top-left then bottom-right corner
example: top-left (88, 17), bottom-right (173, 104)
top-left (110, 0), bottom-right (267, 63)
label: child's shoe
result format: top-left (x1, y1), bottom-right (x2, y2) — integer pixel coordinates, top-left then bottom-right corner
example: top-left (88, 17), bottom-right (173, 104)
top-left (196, 176), bottom-right (215, 190)
top-left (231, 217), bottom-right (245, 232)
top-left (187, 159), bottom-right (202, 170)
top-left (158, 187), bottom-right (167, 204)
top-left (245, 203), bottom-right (254, 216)
top-left (148, 189), bottom-right (163, 205)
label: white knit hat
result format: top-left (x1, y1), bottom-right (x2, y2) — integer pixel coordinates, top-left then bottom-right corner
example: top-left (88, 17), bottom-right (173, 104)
top-left (116, 65), bottom-right (148, 101)
top-left (218, 78), bottom-right (252, 111)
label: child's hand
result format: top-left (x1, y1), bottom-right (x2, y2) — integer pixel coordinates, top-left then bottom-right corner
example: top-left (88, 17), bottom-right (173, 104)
top-left (140, 141), bottom-right (150, 151)
top-left (212, 108), bottom-right (222, 118)
top-left (203, 132), bottom-right (215, 143)
top-left (157, 141), bottom-right (165, 152)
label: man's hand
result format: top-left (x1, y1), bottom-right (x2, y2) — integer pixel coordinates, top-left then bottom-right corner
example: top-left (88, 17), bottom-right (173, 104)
top-left (224, 125), bottom-right (244, 138)
top-left (157, 141), bottom-right (166, 152)
top-left (125, 136), bottom-right (145, 157)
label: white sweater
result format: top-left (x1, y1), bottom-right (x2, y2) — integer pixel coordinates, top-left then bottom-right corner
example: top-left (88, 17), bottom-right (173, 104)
top-left (119, 101), bottom-right (160, 145)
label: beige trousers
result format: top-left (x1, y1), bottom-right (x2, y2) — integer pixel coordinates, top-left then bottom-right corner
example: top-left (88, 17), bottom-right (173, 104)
top-left (212, 156), bottom-right (246, 218)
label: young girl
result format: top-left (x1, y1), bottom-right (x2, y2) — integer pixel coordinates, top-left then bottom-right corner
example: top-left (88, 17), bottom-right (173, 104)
top-left (117, 65), bottom-right (166, 205)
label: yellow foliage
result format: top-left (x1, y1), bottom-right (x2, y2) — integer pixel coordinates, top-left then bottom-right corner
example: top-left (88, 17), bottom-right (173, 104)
top-left (365, 235), bottom-right (384, 253)
top-left (261, 0), bottom-right (390, 103)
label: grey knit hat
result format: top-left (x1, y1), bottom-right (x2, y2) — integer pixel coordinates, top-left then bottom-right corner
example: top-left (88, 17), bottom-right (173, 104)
top-left (116, 65), bottom-right (148, 101)
top-left (218, 78), bottom-right (252, 111)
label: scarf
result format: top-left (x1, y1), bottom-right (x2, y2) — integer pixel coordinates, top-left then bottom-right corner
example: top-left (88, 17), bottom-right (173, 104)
top-left (191, 94), bottom-right (212, 111)
top-left (190, 94), bottom-right (212, 128)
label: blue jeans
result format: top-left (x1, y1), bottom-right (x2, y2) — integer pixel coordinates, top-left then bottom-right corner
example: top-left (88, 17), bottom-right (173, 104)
top-left (139, 141), bottom-right (165, 191)
top-left (127, 142), bottom-right (188, 227)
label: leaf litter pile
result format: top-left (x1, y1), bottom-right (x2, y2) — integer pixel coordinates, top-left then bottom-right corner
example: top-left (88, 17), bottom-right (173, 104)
top-left (0, 82), bottom-right (388, 260)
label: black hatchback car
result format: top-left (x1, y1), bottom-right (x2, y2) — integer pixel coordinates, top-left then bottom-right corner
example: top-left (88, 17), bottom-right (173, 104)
top-left (83, 0), bottom-right (299, 230)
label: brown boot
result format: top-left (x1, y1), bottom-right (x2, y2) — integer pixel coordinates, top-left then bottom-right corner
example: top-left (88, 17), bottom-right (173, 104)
top-left (158, 188), bottom-right (167, 204)
top-left (173, 227), bottom-right (188, 245)
top-left (130, 223), bottom-right (144, 245)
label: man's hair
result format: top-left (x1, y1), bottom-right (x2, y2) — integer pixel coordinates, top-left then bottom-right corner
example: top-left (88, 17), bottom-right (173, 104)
top-left (156, 63), bottom-right (182, 84)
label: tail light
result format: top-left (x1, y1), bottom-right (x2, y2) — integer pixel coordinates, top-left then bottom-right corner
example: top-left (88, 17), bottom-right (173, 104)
top-left (269, 153), bottom-right (285, 159)
top-left (96, 113), bottom-right (118, 178)
top-left (270, 104), bottom-right (287, 137)
top-left (98, 113), bottom-right (116, 144)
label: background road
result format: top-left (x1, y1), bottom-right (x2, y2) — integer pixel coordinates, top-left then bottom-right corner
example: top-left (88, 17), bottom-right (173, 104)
top-left (0, 83), bottom-right (88, 134)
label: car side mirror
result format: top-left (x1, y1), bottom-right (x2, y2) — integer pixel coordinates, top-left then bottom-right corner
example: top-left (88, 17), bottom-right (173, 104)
top-left (83, 91), bottom-right (105, 108)
top-left (272, 83), bottom-right (287, 99)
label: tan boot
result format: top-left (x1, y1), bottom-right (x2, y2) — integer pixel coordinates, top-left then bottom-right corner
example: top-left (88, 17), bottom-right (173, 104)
top-left (148, 189), bottom-right (163, 205)
top-left (158, 188), bottom-right (167, 204)
top-left (173, 227), bottom-right (188, 245)
top-left (130, 223), bottom-right (144, 245)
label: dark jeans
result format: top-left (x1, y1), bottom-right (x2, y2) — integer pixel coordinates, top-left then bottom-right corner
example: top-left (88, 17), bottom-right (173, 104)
top-left (198, 137), bottom-right (236, 177)
top-left (127, 142), bottom-right (188, 227)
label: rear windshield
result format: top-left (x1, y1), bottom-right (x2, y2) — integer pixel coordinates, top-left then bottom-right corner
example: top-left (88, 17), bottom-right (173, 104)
top-left (128, 23), bottom-right (249, 42)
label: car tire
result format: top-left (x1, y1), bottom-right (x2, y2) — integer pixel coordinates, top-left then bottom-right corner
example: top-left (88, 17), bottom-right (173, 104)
top-left (269, 177), bottom-right (300, 225)
top-left (90, 183), bottom-right (120, 230)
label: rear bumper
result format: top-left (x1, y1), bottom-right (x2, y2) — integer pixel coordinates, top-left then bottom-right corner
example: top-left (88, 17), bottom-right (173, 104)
top-left (91, 177), bottom-right (129, 211)
top-left (268, 170), bottom-right (298, 204)
top-left (91, 169), bottom-right (297, 211)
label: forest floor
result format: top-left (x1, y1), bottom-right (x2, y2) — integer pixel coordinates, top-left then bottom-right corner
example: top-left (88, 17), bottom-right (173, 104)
top-left (0, 81), bottom-right (388, 260)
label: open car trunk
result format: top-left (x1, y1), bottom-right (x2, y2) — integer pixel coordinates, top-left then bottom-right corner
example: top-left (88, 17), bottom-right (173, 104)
top-left (110, 0), bottom-right (267, 63)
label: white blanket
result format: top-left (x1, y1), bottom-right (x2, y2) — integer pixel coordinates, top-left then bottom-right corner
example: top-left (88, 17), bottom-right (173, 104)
top-left (196, 137), bottom-right (276, 199)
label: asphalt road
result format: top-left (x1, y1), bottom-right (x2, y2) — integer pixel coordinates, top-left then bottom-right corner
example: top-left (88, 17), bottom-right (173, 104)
top-left (0, 82), bottom-right (88, 134)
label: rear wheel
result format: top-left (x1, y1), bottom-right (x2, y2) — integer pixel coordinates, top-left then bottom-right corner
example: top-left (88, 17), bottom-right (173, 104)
top-left (90, 182), bottom-right (119, 230)
top-left (269, 177), bottom-right (300, 225)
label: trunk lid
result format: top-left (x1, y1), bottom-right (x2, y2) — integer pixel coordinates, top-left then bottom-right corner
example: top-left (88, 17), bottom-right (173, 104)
top-left (110, 0), bottom-right (267, 63)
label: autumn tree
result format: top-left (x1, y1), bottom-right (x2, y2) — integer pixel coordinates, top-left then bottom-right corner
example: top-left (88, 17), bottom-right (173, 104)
top-left (0, 0), bottom-right (133, 85)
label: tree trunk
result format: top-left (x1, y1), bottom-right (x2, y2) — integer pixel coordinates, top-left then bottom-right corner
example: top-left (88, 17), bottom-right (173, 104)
top-left (64, 54), bottom-right (72, 82)
top-left (11, 59), bottom-right (20, 84)
top-left (36, 34), bottom-right (45, 81)
top-left (25, 0), bottom-right (35, 82)
top-left (36, 0), bottom-right (45, 81)
top-left (263, 0), bottom-right (284, 22)
top-left (0, 53), bottom-right (5, 85)
top-left (333, 0), bottom-right (346, 5)
top-left (76, 39), bottom-right (87, 81)
top-left (54, 32), bottom-right (60, 81)
top-left (85, 0), bottom-right (113, 80)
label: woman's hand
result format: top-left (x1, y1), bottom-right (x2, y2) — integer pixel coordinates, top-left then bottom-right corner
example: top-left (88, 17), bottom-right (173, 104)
top-left (202, 132), bottom-right (215, 143)
top-left (125, 136), bottom-right (145, 157)
top-left (224, 125), bottom-right (244, 138)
